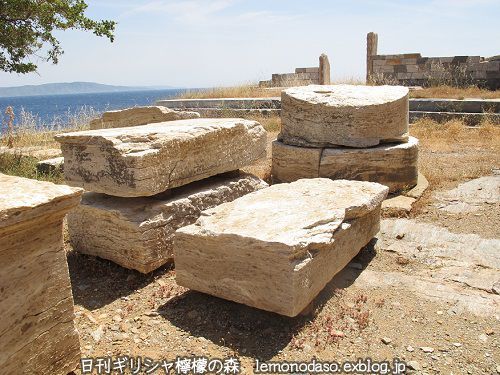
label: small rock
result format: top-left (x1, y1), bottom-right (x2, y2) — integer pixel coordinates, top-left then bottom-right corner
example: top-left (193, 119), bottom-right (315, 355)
top-left (98, 313), bottom-right (108, 320)
top-left (84, 312), bottom-right (97, 324)
top-left (407, 361), bottom-right (421, 371)
top-left (396, 232), bottom-right (405, 240)
top-left (381, 337), bottom-right (392, 345)
top-left (91, 326), bottom-right (104, 343)
top-left (492, 282), bottom-right (500, 295)
top-left (496, 364), bottom-right (500, 373)
top-left (84, 345), bottom-right (92, 350)
top-left (407, 346), bottom-right (414, 352)
top-left (113, 315), bottom-right (122, 323)
top-left (420, 346), bottom-right (434, 353)
top-left (144, 311), bottom-right (159, 317)
top-left (452, 342), bottom-right (462, 347)
top-left (431, 355), bottom-right (438, 360)
top-left (436, 310), bottom-right (443, 315)
top-left (478, 333), bottom-right (488, 343)
top-left (485, 328), bottom-right (494, 336)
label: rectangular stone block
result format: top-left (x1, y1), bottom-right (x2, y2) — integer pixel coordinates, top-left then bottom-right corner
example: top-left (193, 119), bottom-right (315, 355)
top-left (55, 118), bottom-right (267, 197)
top-left (175, 179), bottom-right (388, 317)
top-left (89, 106), bottom-right (200, 130)
top-left (319, 137), bottom-right (419, 193)
top-left (271, 140), bottom-right (321, 182)
top-left (0, 174), bottom-right (82, 375)
top-left (68, 172), bottom-right (267, 273)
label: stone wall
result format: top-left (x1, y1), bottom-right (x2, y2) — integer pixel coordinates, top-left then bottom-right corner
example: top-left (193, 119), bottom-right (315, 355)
top-left (367, 32), bottom-right (500, 89)
top-left (259, 54), bottom-right (330, 87)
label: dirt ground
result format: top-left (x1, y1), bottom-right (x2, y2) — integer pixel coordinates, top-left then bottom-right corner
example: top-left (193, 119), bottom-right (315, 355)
top-left (67, 122), bottom-right (499, 375)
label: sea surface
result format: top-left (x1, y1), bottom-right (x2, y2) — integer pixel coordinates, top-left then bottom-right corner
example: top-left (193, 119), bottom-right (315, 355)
top-left (0, 88), bottom-right (187, 132)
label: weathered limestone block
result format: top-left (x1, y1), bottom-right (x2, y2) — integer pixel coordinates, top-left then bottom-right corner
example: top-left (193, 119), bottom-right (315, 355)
top-left (0, 174), bottom-right (83, 375)
top-left (175, 179), bottom-right (388, 317)
top-left (319, 137), bottom-right (419, 192)
top-left (271, 140), bottom-right (321, 183)
top-left (37, 156), bottom-right (64, 174)
top-left (272, 137), bottom-right (419, 193)
top-left (89, 106), bottom-right (200, 129)
top-left (55, 118), bottom-right (267, 197)
top-left (280, 84), bottom-right (409, 148)
top-left (68, 172), bottom-right (267, 273)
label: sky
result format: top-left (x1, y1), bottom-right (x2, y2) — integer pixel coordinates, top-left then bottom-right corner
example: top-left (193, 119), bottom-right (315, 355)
top-left (1, 0), bottom-right (499, 88)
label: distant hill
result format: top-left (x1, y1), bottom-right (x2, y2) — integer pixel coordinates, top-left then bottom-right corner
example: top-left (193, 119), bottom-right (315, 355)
top-left (0, 82), bottom-right (177, 97)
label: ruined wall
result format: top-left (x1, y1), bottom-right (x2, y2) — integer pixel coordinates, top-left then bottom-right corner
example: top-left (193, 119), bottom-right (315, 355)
top-left (367, 32), bottom-right (500, 89)
top-left (259, 54), bottom-right (330, 88)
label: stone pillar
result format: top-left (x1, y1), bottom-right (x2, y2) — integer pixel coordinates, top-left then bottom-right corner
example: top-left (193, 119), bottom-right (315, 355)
top-left (366, 32), bottom-right (378, 84)
top-left (0, 174), bottom-right (83, 374)
top-left (319, 53), bottom-right (331, 85)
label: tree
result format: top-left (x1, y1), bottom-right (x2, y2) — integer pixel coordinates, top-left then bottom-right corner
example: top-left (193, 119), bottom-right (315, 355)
top-left (0, 0), bottom-right (115, 74)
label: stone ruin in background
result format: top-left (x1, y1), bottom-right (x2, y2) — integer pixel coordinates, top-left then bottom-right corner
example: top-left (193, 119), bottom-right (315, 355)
top-left (259, 53), bottom-right (330, 88)
top-left (367, 32), bottom-right (500, 89)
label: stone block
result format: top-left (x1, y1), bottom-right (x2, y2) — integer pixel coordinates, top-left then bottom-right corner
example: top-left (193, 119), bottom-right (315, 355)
top-left (55, 118), bottom-right (267, 197)
top-left (175, 179), bottom-right (388, 317)
top-left (89, 106), bottom-right (200, 130)
top-left (68, 172), bottom-right (267, 273)
top-left (36, 156), bottom-right (64, 174)
top-left (280, 84), bottom-right (409, 148)
top-left (0, 174), bottom-right (82, 374)
top-left (272, 137), bottom-right (418, 193)
top-left (406, 65), bottom-right (419, 73)
top-left (319, 137), bottom-right (419, 193)
top-left (271, 141), bottom-right (322, 183)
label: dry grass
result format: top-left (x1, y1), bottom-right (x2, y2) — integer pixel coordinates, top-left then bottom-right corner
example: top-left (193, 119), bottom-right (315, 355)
top-left (411, 118), bottom-right (500, 188)
top-left (176, 85), bottom-right (282, 99)
top-left (176, 83), bottom-right (499, 100)
top-left (0, 106), bottom-right (95, 149)
top-left (410, 85), bottom-right (500, 99)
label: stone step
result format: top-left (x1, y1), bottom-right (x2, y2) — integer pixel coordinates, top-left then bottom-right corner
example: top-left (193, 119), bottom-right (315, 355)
top-left (409, 111), bottom-right (500, 125)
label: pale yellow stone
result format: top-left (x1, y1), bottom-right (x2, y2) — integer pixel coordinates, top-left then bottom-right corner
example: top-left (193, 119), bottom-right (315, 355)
top-left (68, 172), bottom-right (267, 273)
top-left (175, 179), bottom-right (388, 317)
top-left (0, 174), bottom-right (82, 375)
top-left (280, 84), bottom-right (409, 148)
top-left (89, 106), bottom-right (200, 129)
top-left (271, 140), bottom-right (321, 183)
top-left (55, 118), bottom-right (267, 197)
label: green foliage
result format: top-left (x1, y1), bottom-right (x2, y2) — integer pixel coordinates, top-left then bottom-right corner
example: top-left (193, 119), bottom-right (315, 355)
top-left (0, 0), bottom-right (115, 73)
top-left (0, 153), bottom-right (64, 183)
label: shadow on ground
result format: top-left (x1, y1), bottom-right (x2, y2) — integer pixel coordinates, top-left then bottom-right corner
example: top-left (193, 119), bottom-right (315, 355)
top-left (67, 250), bottom-right (173, 310)
top-left (156, 239), bottom-right (378, 360)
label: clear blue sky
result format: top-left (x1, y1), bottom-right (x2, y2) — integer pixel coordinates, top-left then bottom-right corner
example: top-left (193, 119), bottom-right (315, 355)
top-left (1, 0), bottom-right (499, 88)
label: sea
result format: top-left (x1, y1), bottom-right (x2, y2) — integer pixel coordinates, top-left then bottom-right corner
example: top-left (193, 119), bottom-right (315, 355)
top-left (0, 88), bottom-right (188, 132)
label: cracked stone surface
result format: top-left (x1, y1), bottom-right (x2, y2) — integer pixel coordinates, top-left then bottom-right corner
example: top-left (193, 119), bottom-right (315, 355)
top-left (55, 118), bottom-right (267, 197)
top-left (68, 172), bottom-right (268, 273)
top-left (279, 84), bottom-right (409, 148)
top-left (434, 175), bottom-right (500, 213)
top-left (0, 174), bottom-right (82, 374)
top-left (89, 106), bottom-right (200, 130)
top-left (175, 178), bottom-right (388, 317)
top-left (272, 137), bottom-right (419, 193)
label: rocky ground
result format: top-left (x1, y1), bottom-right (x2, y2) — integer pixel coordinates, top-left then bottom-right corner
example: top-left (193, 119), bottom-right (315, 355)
top-left (66, 128), bottom-right (499, 375)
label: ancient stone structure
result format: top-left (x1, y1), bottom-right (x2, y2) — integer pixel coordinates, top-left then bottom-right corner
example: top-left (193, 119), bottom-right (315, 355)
top-left (68, 172), bottom-right (267, 273)
top-left (279, 84), bottom-right (409, 148)
top-left (56, 118), bottom-right (267, 197)
top-left (273, 137), bottom-right (419, 192)
top-left (0, 174), bottom-right (82, 374)
top-left (89, 106), bottom-right (200, 130)
top-left (273, 84), bottom-right (419, 193)
top-left (367, 32), bottom-right (500, 89)
top-left (60, 117), bottom-right (268, 273)
top-left (175, 179), bottom-right (388, 317)
top-left (259, 54), bottom-right (331, 88)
